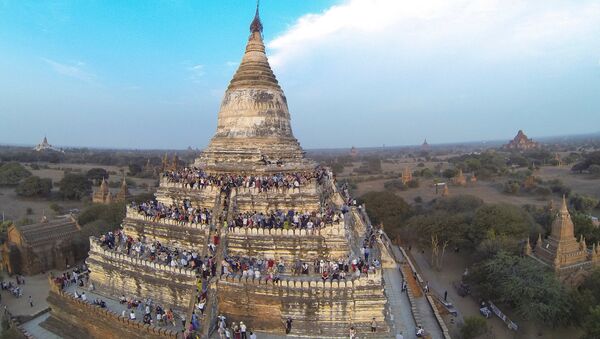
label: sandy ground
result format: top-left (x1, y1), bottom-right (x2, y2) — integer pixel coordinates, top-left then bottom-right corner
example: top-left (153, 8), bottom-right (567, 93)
top-left (348, 163), bottom-right (599, 210)
top-left (0, 272), bottom-right (56, 317)
top-left (0, 162), bottom-right (158, 222)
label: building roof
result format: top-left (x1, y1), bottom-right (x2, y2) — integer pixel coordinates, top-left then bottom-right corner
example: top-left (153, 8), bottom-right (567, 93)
top-left (14, 216), bottom-right (79, 246)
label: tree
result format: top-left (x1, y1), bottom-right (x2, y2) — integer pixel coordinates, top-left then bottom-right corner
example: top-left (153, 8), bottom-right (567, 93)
top-left (572, 213), bottom-right (600, 246)
top-left (570, 194), bottom-right (599, 213)
top-left (359, 191), bottom-right (411, 237)
top-left (128, 163), bottom-right (143, 176)
top-left (59, 173), bottom-right (92, 200)
top-left (467, 251), bottom-right (574, 326)
top-left (582, 306), bottom-right (600, 339)
top-left (442, 168), bottom-right (458, 179)
top-left (15, 176), bottom-right (52, 197)
top-left (460, 316), bottom-right (488, 339)
top-left (589, 164), bottom-right (600, 177)
top-left (0, 162), bottom-right (31, 185)
top-left (434, 195), bottom-right (484, 213)
top-left (86, 168), bottom-right (109, 184)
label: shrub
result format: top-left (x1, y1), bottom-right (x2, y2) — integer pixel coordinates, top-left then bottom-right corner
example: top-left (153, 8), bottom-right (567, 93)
top-left (460, 316), bottom-right (488, 339)
top-left (49, 203), bottom-right (64, 215)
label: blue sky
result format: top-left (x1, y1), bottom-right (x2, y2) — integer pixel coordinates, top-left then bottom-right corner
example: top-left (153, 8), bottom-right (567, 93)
top-left (1, 0), bottom-right (599, 149)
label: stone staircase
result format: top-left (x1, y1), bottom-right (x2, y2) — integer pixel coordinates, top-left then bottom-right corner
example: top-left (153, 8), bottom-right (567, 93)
top-left (201, 190), bottom-right (232, 337)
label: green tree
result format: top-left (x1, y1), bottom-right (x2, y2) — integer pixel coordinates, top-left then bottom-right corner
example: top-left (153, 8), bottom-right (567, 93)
top-left (582, 306), bottom-right (600, 339)
top-left (78, 202), bottom-right (126, 228)
top-left (59, 173), bottom-right (92, 200)
top-left (86, 168), bottom-right (109, 183)
top-left (570, 194), bottom-right (599, 213)
top-left (434, 195), bottom-right (484, 213)
top-left (442, 168), bottom-right (458, 178)
top-left (467, 251), bottom-right (574, 326)
top-left (460, 316), bottom-right (488, 339)
top-left (128, 163), bottom-right (143, 176)
top-left (359, 191), bottom-right (411, 237)
top-left (15, 176), bottom-right (52, 197)
top-left (589, 164), bottom-right (600, 177)
top-left (0, 162), bottom-right (31, 185)
top-left (572, 213), bottom-right (600, 249)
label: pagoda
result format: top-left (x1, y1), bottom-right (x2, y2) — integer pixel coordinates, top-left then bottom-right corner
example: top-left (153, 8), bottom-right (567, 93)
top-left (45, 6), bottom-right (390, 338)
top-left (91, 178), bottom-right (113, 204)
top-left (529, 196), bottom-right (600, 286)
top-left (33, 136), bottom-right (62, 152)
top-left (114, 176), bottom-right (131, 202)
top-left (421, 138), bottom-right (430, 151)
top-left (401, 167), bottom-right (412, 184)
top-left (452, 168), bottom-right (467, 186)
top-left (504, 130), bottom-right (539, 151)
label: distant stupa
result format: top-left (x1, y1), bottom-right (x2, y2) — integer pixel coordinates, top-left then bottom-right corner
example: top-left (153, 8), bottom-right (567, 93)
top-left (33, 136), bottom-right (62, 152)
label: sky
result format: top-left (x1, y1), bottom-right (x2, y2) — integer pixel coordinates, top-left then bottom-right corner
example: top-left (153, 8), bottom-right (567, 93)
top-left (1, 0), bottom-right (599, 150)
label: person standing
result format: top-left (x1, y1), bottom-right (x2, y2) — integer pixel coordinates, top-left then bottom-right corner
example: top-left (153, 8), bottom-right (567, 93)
top-left (28, 296), bottom-right (33, 308)
top-left (240, 321), bottom-right (247, 339)
top-left (285, 317), bottom-right (293, 334)
top-left (371, 317), bottom-right (377, 332)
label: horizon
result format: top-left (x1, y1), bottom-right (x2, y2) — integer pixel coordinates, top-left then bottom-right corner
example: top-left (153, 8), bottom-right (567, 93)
top-left (3, 129), bottom-right (599, 152)
top-left (1, 1), bottom-right (600, 149)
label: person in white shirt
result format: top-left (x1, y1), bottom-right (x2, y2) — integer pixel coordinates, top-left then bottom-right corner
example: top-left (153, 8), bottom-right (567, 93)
top-left (249, 331), bottom-right (257, 339)
top-left (240, 321), bottom-right (247, 339)
top-left (130, 310), bottom-right (136, 320)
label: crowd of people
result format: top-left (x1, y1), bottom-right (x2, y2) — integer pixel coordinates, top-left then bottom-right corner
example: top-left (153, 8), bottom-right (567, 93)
top-left (229, 207), bottom-right (342, 230)
top-left (162, 167), bottom-right (330, 193)
top-left (221, 252), bottom-right (381, 282)
top-left (216, 315), bottom-right (258, 339)
top-left (131, 200), bottom-right (213, 226)
top-left (98, 230), bottom-right (218, 278)
top-left (53, 265), bottom-right (90, 290)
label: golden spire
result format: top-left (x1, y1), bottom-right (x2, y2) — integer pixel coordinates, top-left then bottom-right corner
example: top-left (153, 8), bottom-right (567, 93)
top-left (559, 194), bottom-right (569, 216)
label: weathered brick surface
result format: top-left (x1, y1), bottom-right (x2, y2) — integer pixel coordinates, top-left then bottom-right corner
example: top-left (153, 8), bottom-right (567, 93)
top-left (217, 273), bottom-right (388, 336)
top-left (86, 240), bottom-right (196, 313)
top-left (43, 282), bottom-right (178, 339)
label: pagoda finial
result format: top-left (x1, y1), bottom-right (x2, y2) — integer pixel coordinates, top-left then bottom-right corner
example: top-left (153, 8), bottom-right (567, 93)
top-left (560, 195), bottom-right (569, 215)
top-left (250, 0), bottom-right (263, 34)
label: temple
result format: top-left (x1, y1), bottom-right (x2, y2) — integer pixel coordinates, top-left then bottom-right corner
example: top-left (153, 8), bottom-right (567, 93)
top-left (33, 136), bottom-right (62, 152)
top-left (401, 167), bottom-right (412, 184)
top-left (504, 130), bottom-right (539, 151)
top-left (452, 169), bottom-right (467, 186)
top-left (2, 215), bottom-right (81, 275)
top-left (528, 196), bottom-right (600, 286)
top-left (91, 178), bottom-right (113, 204)
top-left (45, 7), bottom-right (391, 338)
top-left (421, 138), bottom-right (430, 151)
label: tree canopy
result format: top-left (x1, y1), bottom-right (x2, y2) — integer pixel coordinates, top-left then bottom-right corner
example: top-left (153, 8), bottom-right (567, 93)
top-left (359, 191), bottom-right (411, 236)
top-left (86, 168), bottom-right (109, 183)
top-left (15, 176), bottom-right (52, 197)
top-left (59, 173), bottom-right (92, 200)
top-left (0, 162), bottom-right (31, 185)
top-left (467, 251), bottom-right (574, 326)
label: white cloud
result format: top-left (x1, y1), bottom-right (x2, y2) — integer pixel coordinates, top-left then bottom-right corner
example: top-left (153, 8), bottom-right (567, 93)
top-left (188, 64), bottom-right (205, 82)
top-left (225, 61), bottom-right (238, 67)
top-left (42, 58), bottom-right (95, 82)
top-left (268, 0), bottom-right (600, 69)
